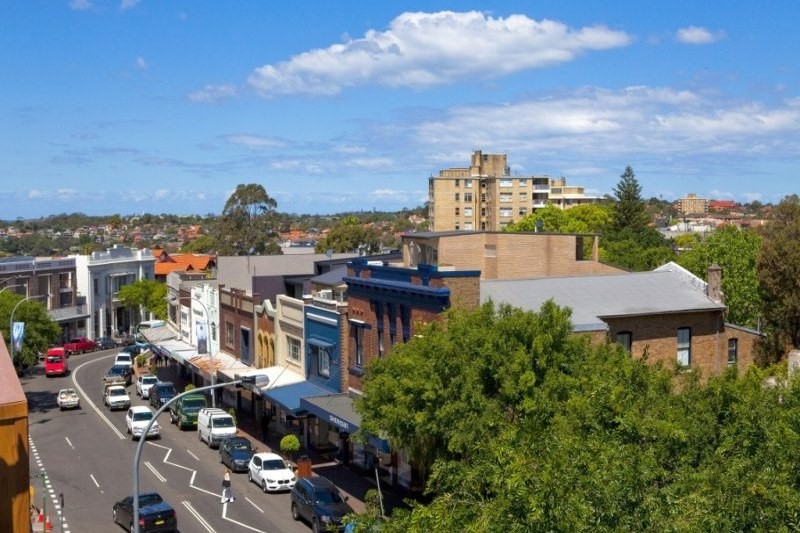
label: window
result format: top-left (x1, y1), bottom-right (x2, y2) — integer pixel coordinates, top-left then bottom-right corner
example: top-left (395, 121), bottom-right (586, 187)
top-left (616, 331), bottom-right (632, 353)
top-left (318, 347), bottom-right (330, 377)
top-left (93, 277), bottom-right (98, 295)
top-left (455, 223), bottom-right (460, 230)
top-left (464, 192), bottom-right (473, 202)
top-left (499, 192), bottom-right (513, 203)
top-left (728, 338), bottom-right (738, 366)
top-left (464, 222), bottom-right (473, 230)
top-left (464, 207), bottom-right (473, 217)
top-left (481, 193), bottom-right (487, 202)
top-left (354, 328), bottom-right (364, 367)
top-left (500, 178), bottom-right (513, 187)
top-left (485, 245), bottom-right (497, 257)
top-left (677, 327), bottom-right (691, 367)
top-left (518, 178), bottom-right (527, 187)
top-left (499, 207), bottom-right (513, 218)
top-left (454, 207), bottom-right (460, 216)
top-left (481, 207), bottom-right (486, 216)
top-left (454, 192), bottom-right (460, 202)
top-left (454, 179), bottom-right (459, 187)
top-left (225, 322), bottom-right (234, 348)
top-left (465, 179), bottom-right (473, 188)
top-left (518, 207), bottom-right (528, 216)
top-left (287, 337), bottom-right (301, 363)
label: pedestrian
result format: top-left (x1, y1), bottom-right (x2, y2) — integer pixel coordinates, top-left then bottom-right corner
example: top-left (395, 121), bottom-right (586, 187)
top-left (221, 468), bottom-right (234, 503)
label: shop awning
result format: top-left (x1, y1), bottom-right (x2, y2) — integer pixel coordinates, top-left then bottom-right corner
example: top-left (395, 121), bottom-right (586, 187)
top-left (156, 339), bottom-right (197, 365)
top-left (263, 380), bottom-right (332, 416)
top-left (300, 394), bottom-right (390, 452)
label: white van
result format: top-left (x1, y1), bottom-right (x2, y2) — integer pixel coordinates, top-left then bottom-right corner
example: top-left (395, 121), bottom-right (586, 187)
top-left (197, 407), bottom-right (237, 448)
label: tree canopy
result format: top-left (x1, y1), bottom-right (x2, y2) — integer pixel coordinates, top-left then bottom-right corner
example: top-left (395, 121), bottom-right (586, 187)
top-left (117, 279), bottom-right (167, 322)
top-left (355, 301), bottom-right (800, 532)
top-left (0, 292), bottom-right (59, 370)
top-left (216, 183), bottom-right (282, 255)
top-left (611, 166), bottom-right (650, 234)
top-left (315, 215), bottom-right (382, 254)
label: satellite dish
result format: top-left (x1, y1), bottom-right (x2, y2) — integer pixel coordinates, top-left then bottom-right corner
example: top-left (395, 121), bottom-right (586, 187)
top-left (248, 246), bottom-right (256, 255)
top-left (325, 249), bottom-right (333, 259)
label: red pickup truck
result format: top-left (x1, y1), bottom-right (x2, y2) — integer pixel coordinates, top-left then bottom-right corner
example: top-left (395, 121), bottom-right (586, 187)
top-left (63, 337), bottom-right (97, 355)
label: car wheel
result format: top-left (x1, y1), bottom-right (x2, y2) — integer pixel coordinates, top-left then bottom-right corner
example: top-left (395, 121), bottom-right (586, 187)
top-left (248, 470), bottom-right (252, 483)
top-left (291, 502), bottom-right (300, 521)
top-left (312, 518), bottom-right (321, 533)
top-left (262, 479), bottom-right (268, 493)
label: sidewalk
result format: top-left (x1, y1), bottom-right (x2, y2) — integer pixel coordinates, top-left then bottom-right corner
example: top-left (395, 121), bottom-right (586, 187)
top-left (146, 361), bottom-right (406, 516)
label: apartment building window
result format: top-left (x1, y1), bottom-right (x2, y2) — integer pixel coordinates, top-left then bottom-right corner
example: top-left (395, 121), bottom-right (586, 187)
top-left (499, 192), bottom-right (513, 203)
top-left (312, 345), bottom-right (330, 378)
top-left (481, 222), bottom-right (486, 230)
top-left (616, 331), bottom-right (633, 353)
top-left (728, 338), bottom-right (738, 366)
top-left (465, 179), bottom-right (473, 188)
top-left (225, 321), bottom-right (235, 348)
top-left (455, 179), bottom-right (459, 187)
top-left (464, 207), bottom-right (473, 217)
top-left (500, 178), bottom-right (513, 187)
top-left (519, 207), bottom-right (528, 216)
top-left (354, 327), bottom-right (364, 367)
top-left (519, 192), bottom-right (528, 201)
top-left (481, 207), bottom-right (486, 216)
top-left (454, 192), bottom-right (460, 202)
top-left (518, 178), bottom-right (527, 187)
top-left (481, 193), bottom-right (486, 202)
top-left (464, 192), bottom-right (473, 202)
top-left (500, 207), bottom-right (513, 218)
top-left (454, 207), bottom-right (460, 216)
top-left (464, 222), bottom-right (473, 230)
top-left (455, 223), bottom-right (460, 230)
top-left (677, 327), bottom-right (691, 367)
top-left (287, 337), bottom-right (301, 363)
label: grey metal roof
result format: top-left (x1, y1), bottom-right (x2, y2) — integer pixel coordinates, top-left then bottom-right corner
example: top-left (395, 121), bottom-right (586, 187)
top-left (311, 266), bottom-right (348, 287)
top-left (217, 253), bottom-right (359, 292)
top-left (480, 266), bottom-right (725, 332)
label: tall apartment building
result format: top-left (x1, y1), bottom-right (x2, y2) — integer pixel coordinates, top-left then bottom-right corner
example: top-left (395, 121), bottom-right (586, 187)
top-left (428, 150), bottom-right (599, 232)
top-left (677, 193), bottom-right (709, 215)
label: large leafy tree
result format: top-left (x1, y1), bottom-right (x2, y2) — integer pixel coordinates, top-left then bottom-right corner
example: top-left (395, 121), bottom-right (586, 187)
top-left (315, 215), bottom-right (381, 254)
top-left (504, 203), bottom-right (613, 234)
top-left (118, 279), bottom-right (167, 322)
top-left (354, 302), bottom-right (800, 532)
top-left (677, 224), bottom-right (762, 328)
top-left (0, 292), bottom-right (60, 370)
top-left (216, 183), bottom-right (282, 255)
top-left (757, 194), bottom-right (800, 358)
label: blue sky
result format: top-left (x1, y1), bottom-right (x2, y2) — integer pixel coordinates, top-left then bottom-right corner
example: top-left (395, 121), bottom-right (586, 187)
top-left (3, 1), bottom-right (800, 219)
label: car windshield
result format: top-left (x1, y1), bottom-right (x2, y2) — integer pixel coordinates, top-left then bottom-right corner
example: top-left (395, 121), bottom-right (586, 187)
top-left (116, 355), bottom-right (131, 361)
top-left (232, 441), bottom-right (253, 451)
top-left (138, 494), bottom-right (163, 507)
top-left (214, 417), bottom-right (234, 428)
top-left (46, 356), bottom-right (62, 363)
top-left (263, 459), bottom-right (286, 470)
top-left (183, 398), bottom-right (205, 408)
top-left (109, 388), bottom-right (126, 397)
top-left (142, 377), bottom-right (157, 385)
top-left (315, 488), bottom-right (345, 504)
top-left (107, 366), bottom-right (127, 376)
top-left (133, 411), bottom-right (152, 421)
top-left (158, 386), bottom-right (176, 395)
top-left (59, 390), bottom-right (75, 397)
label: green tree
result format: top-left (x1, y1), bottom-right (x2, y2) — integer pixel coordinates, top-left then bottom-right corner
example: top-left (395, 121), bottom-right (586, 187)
top-left (757, 194), bottom-right (800, 360)
top-left (677, 225), bottom-right (762, 328)
top-left (315, 215), bottom-right (381, 254)
top-left (611, 165), bottom-right (650, 234)
top-left (181, 234), bottom-right (218, 253)
top-left (0, 293), bottom-right (60, 370)
top-left (216, 183), bottom-right (282, 255)
top-left (118, 279), bottom-right (167, 322)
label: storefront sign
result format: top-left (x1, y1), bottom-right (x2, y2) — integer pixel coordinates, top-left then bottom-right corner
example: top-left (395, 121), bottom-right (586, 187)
top-left (328, 414), bottom-right (351, 432)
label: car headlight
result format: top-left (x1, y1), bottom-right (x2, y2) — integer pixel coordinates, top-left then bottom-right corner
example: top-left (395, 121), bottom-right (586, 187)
top-left (266, 478), bottom-right (276, 483)
top-left (320, 515), bottom-right (332, 523)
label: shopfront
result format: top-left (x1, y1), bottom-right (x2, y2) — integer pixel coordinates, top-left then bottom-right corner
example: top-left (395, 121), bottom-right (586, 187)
top-left (261, 379), bottom-right (330, 441)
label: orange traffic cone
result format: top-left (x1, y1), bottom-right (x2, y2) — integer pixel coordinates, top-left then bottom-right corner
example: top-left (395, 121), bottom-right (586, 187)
top-left (44, 514), bottom-right (53, 531)
top-left (36, 511), bottom-right (44, 523)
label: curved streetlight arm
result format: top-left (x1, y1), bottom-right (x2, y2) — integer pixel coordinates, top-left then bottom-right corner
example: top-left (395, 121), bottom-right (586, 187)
top-left (133, 376), bottom-right (255, 532)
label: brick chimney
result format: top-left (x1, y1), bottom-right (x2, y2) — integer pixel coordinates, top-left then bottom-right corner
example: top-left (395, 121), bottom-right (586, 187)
top-left (707, 263), bottom-right (723, 304)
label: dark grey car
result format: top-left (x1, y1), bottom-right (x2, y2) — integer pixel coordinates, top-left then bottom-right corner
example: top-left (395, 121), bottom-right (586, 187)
top-left (290, 476), bottom-right (353, 533)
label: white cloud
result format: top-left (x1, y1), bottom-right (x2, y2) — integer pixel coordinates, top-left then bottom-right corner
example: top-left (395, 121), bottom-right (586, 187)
top-left (741, 192), bottom-right (764, 203)
top-left (188, 84), bottom-right (238, 103)
top-left (243, 11), bottom-right (631, 97)
top-left (69, 0), bottom-right (91, 10)
top-left (120, 0), bottom-right (140, 11)
top-left (154, 189), bottom-right (170, 200)
top-left (675, 26), bottom-right (726, 44)
top-left (226, 134), bottom-right (287, 150)
top-left (136, 57), bottom-right (148, 70)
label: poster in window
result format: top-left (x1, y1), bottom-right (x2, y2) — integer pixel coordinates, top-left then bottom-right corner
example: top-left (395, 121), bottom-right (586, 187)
top-left (196, 320), bottom-right (208, 355)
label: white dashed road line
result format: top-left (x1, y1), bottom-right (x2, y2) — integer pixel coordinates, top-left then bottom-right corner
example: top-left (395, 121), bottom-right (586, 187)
top-left (28, 436), bottom-right (71, 533)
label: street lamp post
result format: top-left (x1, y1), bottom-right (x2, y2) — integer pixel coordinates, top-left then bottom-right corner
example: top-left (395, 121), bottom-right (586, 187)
top-left (9, 293), bottom-right (48, 357)
top-left (0, 282), bottom-right (25, 296)
top-left (133, 377), bottom-right (256, 532)
top-left (171, 295), bottom-right (216, 408)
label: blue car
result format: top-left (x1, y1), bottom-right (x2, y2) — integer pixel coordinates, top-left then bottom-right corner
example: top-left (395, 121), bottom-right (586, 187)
top-left (112, 492), bottom-right (177, 532)
top-left (220, 436), bottom-right (256, 472)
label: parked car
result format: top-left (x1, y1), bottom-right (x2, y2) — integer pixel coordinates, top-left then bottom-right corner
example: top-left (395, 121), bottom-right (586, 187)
top-left (121, 343), bottom-right (150, 357)
top-left (149, 382), bottom-right (177, 409)
top-left (168, 393), bottom-right (207, 430)
top-left (248, 452), bottom-right (296, 492)
top-left (104, 384), bottom-right (131, 411)
top-left (103, 364), bottom-right (133, 387)
top-left (114, 352), bottom-right (134, 367)
top-left (112, 492), bottom-right (177, 532)
top-left (44, 347), bottom-right (68, 377)
top-left (126, 405), bottom-right (160, 440)
top-left (56, 388), bottom-right (80, 410)
top-left (95, 336), bottom-right (117, 351)
top-left (290, 476), bottom-right (353, 532)
top-left (63, 337), bottom-right (97, 355)
top-left (197, 407), bottom-right (237, 448)
top-left (136, 374), bottom-right (159, 399)
top-left (220, 436), bottom-right (256, 473)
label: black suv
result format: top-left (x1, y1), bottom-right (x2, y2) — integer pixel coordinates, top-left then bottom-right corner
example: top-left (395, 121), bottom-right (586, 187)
top-left (149, 381), bottom-right (177, 409)
top-left (290, 476), bottom-right (353, 533)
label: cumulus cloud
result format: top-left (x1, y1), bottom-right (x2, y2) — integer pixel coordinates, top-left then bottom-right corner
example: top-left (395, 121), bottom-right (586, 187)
top-left (208, 11), bottom-right (630, 99)
top-left (225, 134), bottom-right (287, 150)
top-left (120, 0), bottom-right (140, 11)
top-left (188, 84), bottom-right (239, 103)
top-left (676, 26), bottom-right (726, 44)
top-left (69, 0), bottom-right (91, 10)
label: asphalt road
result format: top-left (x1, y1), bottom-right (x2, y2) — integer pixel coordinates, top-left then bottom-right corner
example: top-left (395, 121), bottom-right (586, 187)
top-left (24, 348), bottom-right (310, 533)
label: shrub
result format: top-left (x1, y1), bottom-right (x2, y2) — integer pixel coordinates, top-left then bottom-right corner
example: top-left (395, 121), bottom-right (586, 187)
top-left (227, 407), bottom-right (238, 426)
top-left (280, 434), bottom-right (300, 460)
top-left (184, 384), bottom-right (196, 392)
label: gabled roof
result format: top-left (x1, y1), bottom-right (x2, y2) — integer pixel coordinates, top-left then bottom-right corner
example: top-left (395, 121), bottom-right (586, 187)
top-left (154, 253), bottom-right (216, 276)
top-left (480, 264), bottom-right (724, 332)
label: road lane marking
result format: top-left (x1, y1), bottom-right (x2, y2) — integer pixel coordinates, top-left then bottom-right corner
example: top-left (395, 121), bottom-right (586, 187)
top-left (149, 441), bottom-right (195, 472)
top-left (145, 461), bottom-right (167, 483)
top-left (187, 449), bottom-right (200, 461)
top-left (222, 503), bottom-right (270, 533)
top-left (244, 496), bottom-right (264, 512)
top-left (90, 474), bottom-right (100, 488)
top-left (28, 436), bottom-right (72, 533)
top-left (65, 436), bottom-right (74, 449)
top-left (71, 356), bottom-right (126, 439)
top-left (182, 500), bottom-right (217, 533)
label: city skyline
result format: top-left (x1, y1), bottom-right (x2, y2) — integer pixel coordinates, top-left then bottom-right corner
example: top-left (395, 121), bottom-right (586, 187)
top-left (3, 1), bottom-right (799, 219)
